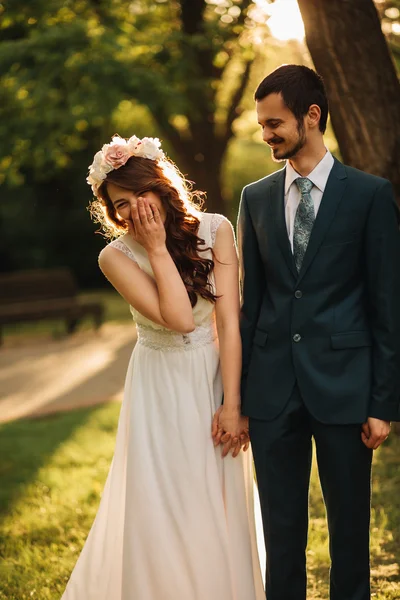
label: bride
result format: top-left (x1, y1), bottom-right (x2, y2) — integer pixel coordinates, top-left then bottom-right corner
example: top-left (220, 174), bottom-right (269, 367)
top-left (61, 134), bottom-right (264, 600)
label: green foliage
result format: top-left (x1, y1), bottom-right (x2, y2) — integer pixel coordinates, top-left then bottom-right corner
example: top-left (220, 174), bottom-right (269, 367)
top-left (0, 0), bottom-right (257, 186)
top-left (0, 0), bottom-right (270, 282)
top-left (375, 0), bottom-right (400, 71)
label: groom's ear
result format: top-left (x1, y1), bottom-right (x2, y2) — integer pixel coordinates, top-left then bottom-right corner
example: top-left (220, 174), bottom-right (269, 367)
top-left (307, 104), bottom-right (321, 129)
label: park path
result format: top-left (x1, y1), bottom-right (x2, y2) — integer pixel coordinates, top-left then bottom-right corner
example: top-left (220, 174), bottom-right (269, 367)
top-left (0, 323), bottom-right (137, 423)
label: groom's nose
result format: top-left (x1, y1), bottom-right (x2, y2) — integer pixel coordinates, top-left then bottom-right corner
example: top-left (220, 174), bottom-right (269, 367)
top-left (263, 129), bottom-right (274, 143)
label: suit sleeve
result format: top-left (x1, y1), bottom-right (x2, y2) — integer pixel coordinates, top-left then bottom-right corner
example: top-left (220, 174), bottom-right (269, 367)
top-left (365, 180), bottom-right (400, 421)
top-left (237, 187), bottom-right (265, 400)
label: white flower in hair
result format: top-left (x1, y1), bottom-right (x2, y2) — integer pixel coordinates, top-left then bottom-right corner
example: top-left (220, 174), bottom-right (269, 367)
top-left (86, 134), bottom-right (165, 193)
top-left (87, 150), bottom-right (113, 192)
top-left (135, 137), bottom-right (163, 160)
top-left (127, 135), bottom-right (141, 154)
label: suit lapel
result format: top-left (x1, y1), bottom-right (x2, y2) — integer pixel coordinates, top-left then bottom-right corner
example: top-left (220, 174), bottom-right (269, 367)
top-left (296, 158), bottom-right (348, 284)
top-left (268, 167), bottom-right (298, 279)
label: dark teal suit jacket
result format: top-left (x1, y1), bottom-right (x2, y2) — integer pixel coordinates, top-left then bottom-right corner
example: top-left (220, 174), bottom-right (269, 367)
top-left (238, 158), bottom-right (400, 423)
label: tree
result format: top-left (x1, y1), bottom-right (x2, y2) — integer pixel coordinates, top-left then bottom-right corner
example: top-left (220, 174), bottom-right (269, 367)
top-left (376, 0), bottom-right (400, 68)
top-left (0, 0), bottom-right (263, 214)
top-left (132, 0), bottom-right (254, 213)
top-left (1, 0), bottom-right (279, 283)
top-left (297, 0), bottom-right (400, 204)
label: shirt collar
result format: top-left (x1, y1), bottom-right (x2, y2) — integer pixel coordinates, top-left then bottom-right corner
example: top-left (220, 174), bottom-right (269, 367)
top-left (285, 150), bottom-right (334, 195)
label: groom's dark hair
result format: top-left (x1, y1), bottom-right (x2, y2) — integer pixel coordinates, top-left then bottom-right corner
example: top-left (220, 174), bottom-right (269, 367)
top-left (255, 64), bottom-right (329, 133)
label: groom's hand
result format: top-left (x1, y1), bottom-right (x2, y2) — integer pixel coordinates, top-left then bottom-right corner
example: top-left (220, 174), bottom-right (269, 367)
top-left (211, 406), bottom-right (250, 457)
top-left (361, 417), bottom-right (391, 450)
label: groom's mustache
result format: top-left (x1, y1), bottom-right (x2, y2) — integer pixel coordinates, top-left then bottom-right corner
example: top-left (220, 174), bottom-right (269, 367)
top-left (268, 137), bottom-right (285, 145)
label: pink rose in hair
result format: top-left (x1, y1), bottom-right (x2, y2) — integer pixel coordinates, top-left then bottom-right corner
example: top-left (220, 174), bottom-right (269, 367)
top-left (102, 140), bottom-right (131, 169)
top-left (87, 133), bottom-right (165, 195)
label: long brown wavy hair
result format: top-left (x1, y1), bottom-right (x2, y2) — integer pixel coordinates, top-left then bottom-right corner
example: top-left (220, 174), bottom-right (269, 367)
top-left (89, 153), bottom-right (217, 307)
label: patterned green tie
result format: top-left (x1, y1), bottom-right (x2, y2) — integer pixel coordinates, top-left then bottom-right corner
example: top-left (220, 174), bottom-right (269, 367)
top-left (293, 177), bottom-right (315, 272)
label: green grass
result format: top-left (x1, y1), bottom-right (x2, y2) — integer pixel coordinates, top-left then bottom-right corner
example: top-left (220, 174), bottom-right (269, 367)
top-left (2, 289), bottom-right (130, 344)
top-left (0, 404), bottom-right (120, 600)
top-left (307, 437), bottom-right (400, 600)
top-left (0, 406), bottom-right (399, 599)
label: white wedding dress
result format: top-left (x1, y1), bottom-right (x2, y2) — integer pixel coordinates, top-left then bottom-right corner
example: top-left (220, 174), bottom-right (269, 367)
top-left (61, 212), bottom-right (265, 600)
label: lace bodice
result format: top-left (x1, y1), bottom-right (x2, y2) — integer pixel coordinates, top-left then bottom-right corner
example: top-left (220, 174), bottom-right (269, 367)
top-left (106, 212), bottom-right (231, 332)
top-left (109, 239), bottom-right (136, 261)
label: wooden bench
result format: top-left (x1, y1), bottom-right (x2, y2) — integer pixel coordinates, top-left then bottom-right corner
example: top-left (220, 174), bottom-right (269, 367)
top-left (0, 268), bottom-right (104, 343)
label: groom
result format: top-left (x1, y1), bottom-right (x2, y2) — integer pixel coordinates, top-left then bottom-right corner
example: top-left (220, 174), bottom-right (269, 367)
top-left (229, 65), bottom-right (399, 600)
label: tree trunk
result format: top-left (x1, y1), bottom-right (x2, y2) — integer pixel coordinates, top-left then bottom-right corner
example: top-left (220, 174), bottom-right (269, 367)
top-left (185, 156), bottom-right (226, 215)
top-left (157, 116), bottom-right (227, 214)
top-left (178, 125), bottom-right (226, 214)
top-left (297, 0), bottom-right (400, 204)
top-left (143, 0), bottom-right (253, 216)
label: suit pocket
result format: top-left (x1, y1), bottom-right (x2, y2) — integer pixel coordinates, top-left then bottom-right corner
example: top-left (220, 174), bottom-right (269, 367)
top-left (331, 331), bottom-right (372, 349)
top-left (253, 328), bottom-right (268, 347)
top-left (321, 236), bottom-right (359, 248)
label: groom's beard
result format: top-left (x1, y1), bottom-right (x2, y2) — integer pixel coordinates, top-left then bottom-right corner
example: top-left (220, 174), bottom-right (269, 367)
top-left (270, 122), bottom-right (307, 162)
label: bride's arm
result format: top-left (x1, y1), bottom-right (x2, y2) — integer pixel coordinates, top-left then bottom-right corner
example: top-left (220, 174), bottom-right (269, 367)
top-left (214, 220), bottom-right (242, 409)
top-left (213, 220), bottom-right (249, 455)
top-left (99, 198), bottom-right (195, 333)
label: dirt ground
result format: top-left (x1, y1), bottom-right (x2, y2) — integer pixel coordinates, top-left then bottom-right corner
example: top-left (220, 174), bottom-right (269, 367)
top-left (0, 323), bottom-right (137, 423)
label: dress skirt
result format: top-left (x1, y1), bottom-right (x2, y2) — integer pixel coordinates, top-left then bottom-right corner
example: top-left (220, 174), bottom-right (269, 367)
top-left (61, 324), bottom-right (264, 600)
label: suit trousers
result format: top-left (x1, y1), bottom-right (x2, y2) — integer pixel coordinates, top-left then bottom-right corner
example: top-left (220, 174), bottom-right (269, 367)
top-left (249, 385), bottom-right (373, 600)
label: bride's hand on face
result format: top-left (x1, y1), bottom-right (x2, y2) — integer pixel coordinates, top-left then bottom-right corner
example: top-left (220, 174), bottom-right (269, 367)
top-left (127, 197), bottom-right (166, 254)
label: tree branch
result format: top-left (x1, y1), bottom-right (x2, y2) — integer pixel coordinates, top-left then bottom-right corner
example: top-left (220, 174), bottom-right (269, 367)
top-left (235, 0), bottom-right (253, 29)
top-left (223, 58), bottom-right (252, 144)
top-left (390, 44), bottom-right (400, 61)
top-left (150, 108), bottom-right (192, 159)
top-left (180, 0), bottom-right (206, 35)
top-left (88, 0), bottom-right (120, 28)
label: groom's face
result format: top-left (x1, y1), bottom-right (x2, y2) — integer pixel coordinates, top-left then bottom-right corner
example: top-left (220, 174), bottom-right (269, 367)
top-left (256, 93), bottom-right (306, 162)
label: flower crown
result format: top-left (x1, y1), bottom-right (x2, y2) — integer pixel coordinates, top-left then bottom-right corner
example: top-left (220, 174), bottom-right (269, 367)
top-left (87, 134), bottom-right (164, 194)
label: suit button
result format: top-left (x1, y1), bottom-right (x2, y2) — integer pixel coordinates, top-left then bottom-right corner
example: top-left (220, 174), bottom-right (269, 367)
top-left (294, 290), bottom-right (303, 299)
top-left (293, 333), bottom-right (301, 342)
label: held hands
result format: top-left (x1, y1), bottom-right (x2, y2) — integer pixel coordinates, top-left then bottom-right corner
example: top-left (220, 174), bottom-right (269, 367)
top-left (361, 417), bottom-right (391, 450)
top-left (211, 405), bottom-right (250, 458)
top-left (127, 197), bottom-right (166, 254)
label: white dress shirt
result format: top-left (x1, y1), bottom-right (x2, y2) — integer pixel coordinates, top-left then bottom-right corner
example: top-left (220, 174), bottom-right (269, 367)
top-left (285, 150), bottom-right (335, 251)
